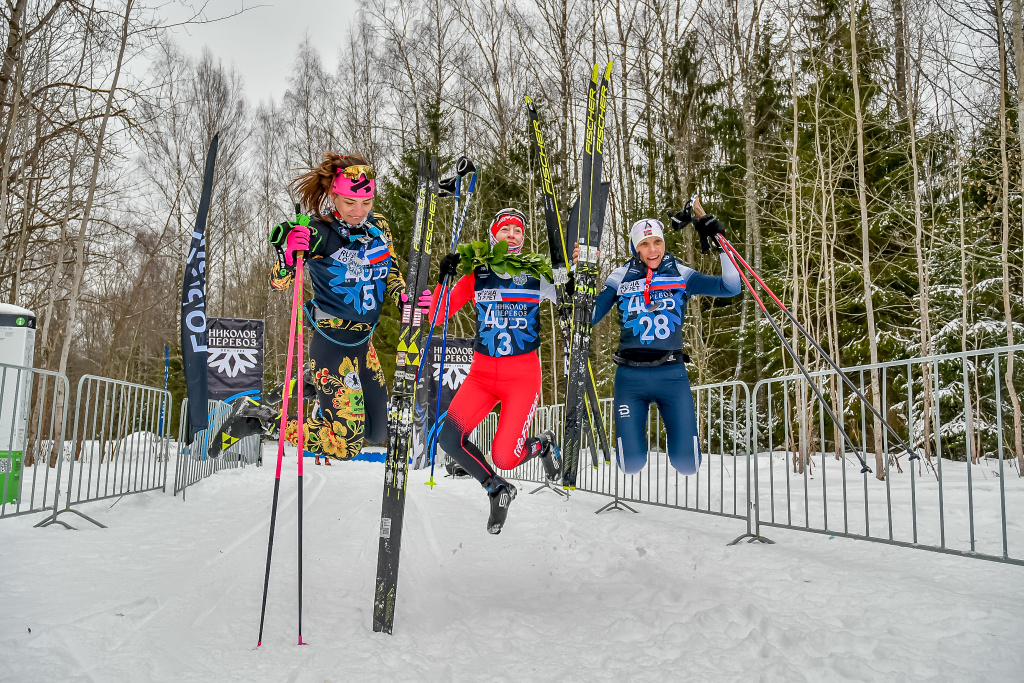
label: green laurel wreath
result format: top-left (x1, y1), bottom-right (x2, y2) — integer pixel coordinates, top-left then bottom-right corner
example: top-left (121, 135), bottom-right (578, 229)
top-left (456, 240), bottom-right (554, 281)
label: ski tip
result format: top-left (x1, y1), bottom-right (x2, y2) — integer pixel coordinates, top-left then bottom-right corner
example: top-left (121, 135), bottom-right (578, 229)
top-left (524, 95), bottom-right (533, 105)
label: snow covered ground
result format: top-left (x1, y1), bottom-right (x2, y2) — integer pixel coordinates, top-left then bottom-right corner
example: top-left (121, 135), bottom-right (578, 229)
top-left (3, 445), bottom-right (1023, 681)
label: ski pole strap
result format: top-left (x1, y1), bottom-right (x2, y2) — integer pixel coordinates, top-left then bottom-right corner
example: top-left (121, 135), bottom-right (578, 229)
top-left (303, 303), bottom-right (376, 347)
top-left (612, 350), bottom-right (688, 368)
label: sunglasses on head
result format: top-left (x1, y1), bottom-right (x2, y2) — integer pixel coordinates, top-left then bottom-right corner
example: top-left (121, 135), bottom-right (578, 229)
top-left (340, 164), bottom-right (374, 180)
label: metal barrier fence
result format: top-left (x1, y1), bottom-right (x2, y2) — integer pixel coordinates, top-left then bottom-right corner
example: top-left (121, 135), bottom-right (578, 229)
top-left (752, 344), bottom-right (1024, 566)
top-left (174, 398), bottom-right (260, 498)
top-left (478, 345), bottom-right (1024, 566)
top-left (5, 342), bottom-right (1022, 566)
top-left (1, 366), bottom-right (261, 526)
top-left (0, 362), bottom-right (69, 520)
top-left (485, 381), bottom-right (753, 539)
top-left (40, 375), bottom-right (172, 529)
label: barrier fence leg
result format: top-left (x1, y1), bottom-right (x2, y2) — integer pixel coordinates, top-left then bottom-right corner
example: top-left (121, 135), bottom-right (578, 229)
top-left (595, 439), bottom-right (637, 514)
top-left (38, 507), bottom-right (107, 530)
top-left (529, 479), bottom-right (570, 498)
top-left (729, 439), bottom-right (772, 545)
top-left (36, 428), bottom-right (106, 530)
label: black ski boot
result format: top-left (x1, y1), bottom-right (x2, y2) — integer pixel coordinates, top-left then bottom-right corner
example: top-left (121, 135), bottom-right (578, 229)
top-left (483, 476), bottom-right (517, 535)
top-left (444, 457), bottom-right (471, 479)
top-left (537, 430), bottom-right (562, 483)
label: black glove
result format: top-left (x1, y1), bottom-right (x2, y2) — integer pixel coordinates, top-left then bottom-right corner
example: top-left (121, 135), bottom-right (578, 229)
top-left (269, 220), bottom-right (297, 246)
top-left (437, 253), bottom-right (461, 283)
top-left (564, 272), bottom-right (575, 298)
top-left (667, 205), bottom-right (694, 231)
top-left (694, 214), bottom-right (725, 254)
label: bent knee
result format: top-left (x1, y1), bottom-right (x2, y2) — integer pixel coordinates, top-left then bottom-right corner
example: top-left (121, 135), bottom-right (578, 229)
top-left (364, 421), bottom-right (387, 446)
top-left (670, 435), bottom-right (702, 475)
top-left (490, 442), bottom-right (523, 470)
top-left (615, 449), bottom-right (647, 475)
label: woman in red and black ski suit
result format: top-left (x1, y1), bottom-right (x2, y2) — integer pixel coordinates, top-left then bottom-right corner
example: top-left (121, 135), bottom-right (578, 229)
top-left (424, 209), bottom-right (561, 534)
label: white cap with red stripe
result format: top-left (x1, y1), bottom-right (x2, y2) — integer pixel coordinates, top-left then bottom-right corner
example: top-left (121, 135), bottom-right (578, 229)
top-left (629, 218), bottom-right (665, 254)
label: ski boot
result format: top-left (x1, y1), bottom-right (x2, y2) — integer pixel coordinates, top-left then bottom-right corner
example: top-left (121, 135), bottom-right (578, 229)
top-left (236, 397), bottom-right (277, 423)
top-left (536, 430), bottom-right (562, 483)
top-left (483, 476), bottom-right (517, 535)
top-left (444, 457), bottom-right (470, 479)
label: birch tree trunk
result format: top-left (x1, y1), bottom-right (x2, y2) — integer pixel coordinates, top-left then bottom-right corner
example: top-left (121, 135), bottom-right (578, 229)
top-left (51, 0), bottom-right (134, 466)
top-left (906, 26), bottom-right (933, 461)
top-left (996, 0), bottom-right (1024, 471)
top-left (850, 0), bottom-right (885, 478)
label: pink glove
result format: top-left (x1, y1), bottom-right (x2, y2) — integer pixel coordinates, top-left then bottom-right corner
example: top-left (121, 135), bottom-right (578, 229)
top-left (284, 224), bottom-right (311, 266)
top-left (400, 289), bottom-right (433, 316)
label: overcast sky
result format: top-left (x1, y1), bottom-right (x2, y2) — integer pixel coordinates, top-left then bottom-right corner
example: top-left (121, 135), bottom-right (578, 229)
top-left (162, 0), bottom-right (358, 104)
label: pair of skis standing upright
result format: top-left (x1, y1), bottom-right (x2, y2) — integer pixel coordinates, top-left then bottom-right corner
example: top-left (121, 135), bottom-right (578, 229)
top-left (373, 152), bottom-right (480, 633)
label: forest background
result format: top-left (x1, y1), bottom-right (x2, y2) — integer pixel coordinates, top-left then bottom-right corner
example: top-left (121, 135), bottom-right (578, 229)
top-left (0, 0), bottom-right (1021, 467)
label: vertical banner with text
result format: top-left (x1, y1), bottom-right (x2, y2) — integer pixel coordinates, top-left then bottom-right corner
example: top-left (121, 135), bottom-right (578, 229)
top-left (180, 134), bottom-right (218, 440)
top-left (206, 318), bottom-right (265, 401)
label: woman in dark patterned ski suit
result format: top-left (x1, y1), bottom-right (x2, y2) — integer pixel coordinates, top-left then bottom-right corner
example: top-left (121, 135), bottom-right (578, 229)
top-left (270, 153), bottom-right (407, 462)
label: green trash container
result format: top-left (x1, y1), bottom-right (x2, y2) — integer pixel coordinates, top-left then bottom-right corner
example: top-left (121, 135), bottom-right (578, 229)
top-left (0, 304), bottom-right (35, 506)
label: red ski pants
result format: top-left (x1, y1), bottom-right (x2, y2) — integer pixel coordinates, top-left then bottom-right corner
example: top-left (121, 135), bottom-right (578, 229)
top-left (438, 351), bottom-right (542, 482)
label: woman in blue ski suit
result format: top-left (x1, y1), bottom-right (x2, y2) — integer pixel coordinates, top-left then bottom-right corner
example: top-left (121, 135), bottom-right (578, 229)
top-left (590, 209), bottom-right (740, 475)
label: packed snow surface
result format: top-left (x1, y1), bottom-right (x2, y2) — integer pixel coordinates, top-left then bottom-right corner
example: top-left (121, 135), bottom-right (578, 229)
top-left (3, 446), bottom-right (1022, 682)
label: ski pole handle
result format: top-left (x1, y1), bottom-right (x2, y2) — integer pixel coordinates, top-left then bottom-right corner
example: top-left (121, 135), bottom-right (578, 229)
top-left (456, 156), bottom-right (477, 176)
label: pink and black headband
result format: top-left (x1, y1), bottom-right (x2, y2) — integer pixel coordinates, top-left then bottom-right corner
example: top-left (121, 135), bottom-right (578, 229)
top-left (333, 164), bottom-right (375, 198)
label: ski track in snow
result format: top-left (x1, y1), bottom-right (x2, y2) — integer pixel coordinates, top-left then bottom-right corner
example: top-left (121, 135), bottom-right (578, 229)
top-left (2, 445), bottom-right (1023, 682)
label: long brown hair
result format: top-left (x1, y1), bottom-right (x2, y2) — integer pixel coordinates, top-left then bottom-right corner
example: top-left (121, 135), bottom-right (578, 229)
top-left (291, 152), bottom-right (369, 218)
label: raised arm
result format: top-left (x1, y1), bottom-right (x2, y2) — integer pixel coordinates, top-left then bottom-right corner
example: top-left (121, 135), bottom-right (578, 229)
top-left (683, 252), bottom-right (741, 298)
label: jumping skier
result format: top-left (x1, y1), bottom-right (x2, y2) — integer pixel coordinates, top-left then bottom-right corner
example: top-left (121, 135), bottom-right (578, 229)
top-left (425, 208), bottom-right (561, 534)
top-left (589, 201), bottom-right (740, 476)
top-left (269, 153), bottom-right (412, 462)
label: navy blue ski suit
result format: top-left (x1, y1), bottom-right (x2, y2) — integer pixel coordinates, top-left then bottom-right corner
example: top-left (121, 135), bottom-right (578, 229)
top-left (592, 251), bottom-right (740, 475)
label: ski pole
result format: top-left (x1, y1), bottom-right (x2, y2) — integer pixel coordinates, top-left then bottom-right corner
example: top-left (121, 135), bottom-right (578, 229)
top-left (295, 245), bottom-right (307, 646)
top-left (717, 235), bottom-right (917, 463)
top-left (257, 222), bottom-right (304, 647)
top-left (422, 172), bottom-right (462, 488)
top-left (426, 283), bottom-right (453, 487)
top-left (416, 169), bottom-right (478, 384)
top-left (415, 179), bottom-right (460, 385)
top-left (716, 238), bottom-right (872, 473)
